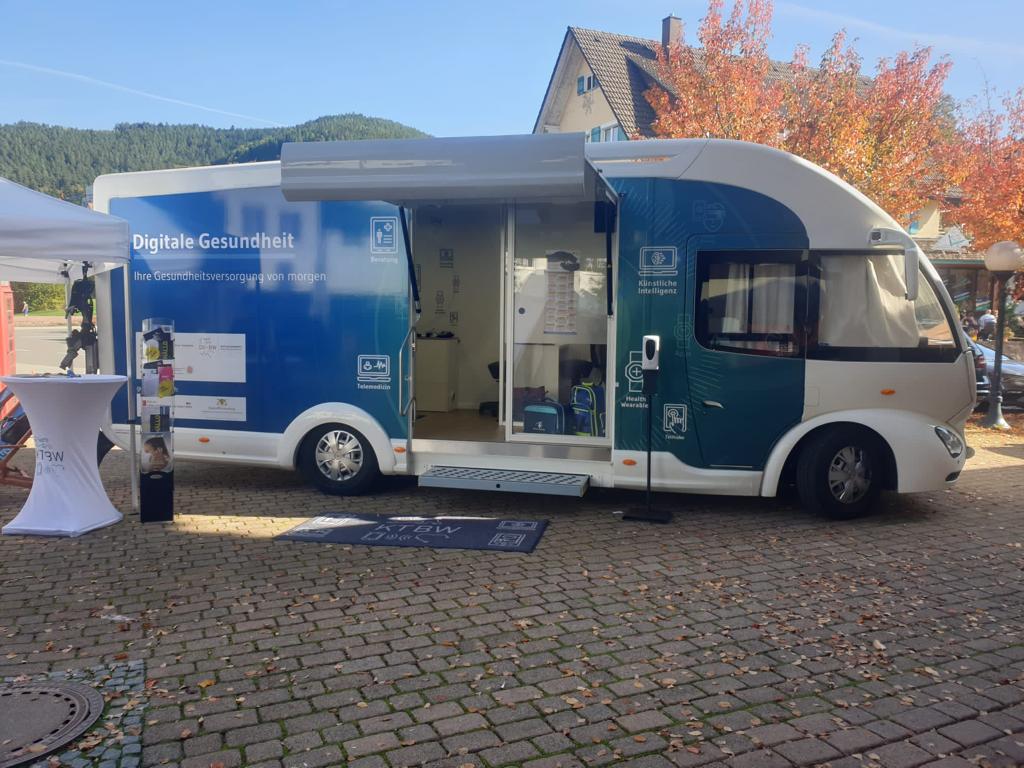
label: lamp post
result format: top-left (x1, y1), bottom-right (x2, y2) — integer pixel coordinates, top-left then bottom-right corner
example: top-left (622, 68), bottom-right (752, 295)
top-left (981, 240), bottom-right (1024, 429)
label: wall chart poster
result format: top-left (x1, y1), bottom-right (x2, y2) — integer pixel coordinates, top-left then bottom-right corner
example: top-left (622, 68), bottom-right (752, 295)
top-left (140, 317), bottom-right (174, 523)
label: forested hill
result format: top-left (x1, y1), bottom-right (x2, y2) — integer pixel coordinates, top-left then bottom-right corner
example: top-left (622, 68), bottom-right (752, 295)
top-left (0, 114), bottom-right (428, 202)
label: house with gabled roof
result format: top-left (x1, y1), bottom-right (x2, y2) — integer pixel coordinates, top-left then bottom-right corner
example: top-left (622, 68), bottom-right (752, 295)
top-left (533, 15), bottom-right (992, 313)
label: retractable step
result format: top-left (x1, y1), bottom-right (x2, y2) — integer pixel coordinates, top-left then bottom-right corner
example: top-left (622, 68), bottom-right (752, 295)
top-left (419, 466), bottom-right (590, 497)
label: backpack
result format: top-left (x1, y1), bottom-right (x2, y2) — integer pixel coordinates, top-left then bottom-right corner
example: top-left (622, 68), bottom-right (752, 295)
top-left (570, 381), bottom-right (605, 437)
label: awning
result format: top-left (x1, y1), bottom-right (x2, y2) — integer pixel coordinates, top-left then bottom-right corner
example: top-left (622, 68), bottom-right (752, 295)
top-left (280, 133), bottom-right (615, 205)
top-left (0, 177), bottom-right (130, 283)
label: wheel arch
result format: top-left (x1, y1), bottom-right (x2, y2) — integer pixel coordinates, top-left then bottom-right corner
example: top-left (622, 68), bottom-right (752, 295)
top-left (277, 403), bottom-right (397, 474)
top-left (762, 411), bottom-right (903, 497)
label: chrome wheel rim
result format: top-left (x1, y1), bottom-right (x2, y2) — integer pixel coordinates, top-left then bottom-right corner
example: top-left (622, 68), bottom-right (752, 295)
top-left (315, 430), bottom-right (363, 482)
top-left (827, 445), bottom-right (871, 504)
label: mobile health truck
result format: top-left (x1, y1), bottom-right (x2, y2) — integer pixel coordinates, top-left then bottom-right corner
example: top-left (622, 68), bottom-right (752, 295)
top-left (93, 134), bottom-right (975, 518)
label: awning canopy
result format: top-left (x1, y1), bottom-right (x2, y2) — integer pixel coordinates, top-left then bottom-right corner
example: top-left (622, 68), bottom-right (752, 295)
top-left (0, 177), bottom-right (130, 283)
top-left (280, 133), bottom-right (616, 206)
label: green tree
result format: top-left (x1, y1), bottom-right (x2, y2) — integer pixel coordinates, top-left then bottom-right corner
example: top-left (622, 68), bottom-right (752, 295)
top-left (11, 283), bottom-right (65, 313)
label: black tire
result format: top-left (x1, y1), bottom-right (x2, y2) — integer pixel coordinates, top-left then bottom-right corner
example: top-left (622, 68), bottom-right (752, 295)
top-left (297, 424), bottom-right (379, 496)
top-left (796, 426), bottom-right (883, 520)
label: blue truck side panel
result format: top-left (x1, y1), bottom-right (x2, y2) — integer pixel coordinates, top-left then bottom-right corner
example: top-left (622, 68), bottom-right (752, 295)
top-left (109, 187), bottom-right (410, 439)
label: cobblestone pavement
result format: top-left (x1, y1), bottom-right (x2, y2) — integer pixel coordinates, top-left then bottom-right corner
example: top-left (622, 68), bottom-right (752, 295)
top-left (1, 425), bottom-right (1022, 768)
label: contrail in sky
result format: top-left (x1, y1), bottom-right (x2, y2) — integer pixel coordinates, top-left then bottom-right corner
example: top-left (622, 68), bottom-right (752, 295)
top-left (776, 2), bottom-right (1024, 59)
top-left (0, 59), bottom-right (285, 126)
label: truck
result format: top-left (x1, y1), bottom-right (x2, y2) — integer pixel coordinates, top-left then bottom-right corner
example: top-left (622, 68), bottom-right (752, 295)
top-left (93, 134), bottom-right (975, 518)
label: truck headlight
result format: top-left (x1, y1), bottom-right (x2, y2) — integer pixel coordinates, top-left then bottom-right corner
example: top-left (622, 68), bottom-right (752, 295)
top-left (934, 426), bottom-right (964, 458)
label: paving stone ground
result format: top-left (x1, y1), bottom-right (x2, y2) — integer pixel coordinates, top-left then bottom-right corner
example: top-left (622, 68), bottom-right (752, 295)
top-left (1, 421), bottom-right (1022, 768)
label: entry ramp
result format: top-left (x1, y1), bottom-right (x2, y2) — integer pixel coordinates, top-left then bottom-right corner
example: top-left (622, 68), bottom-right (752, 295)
top-left (419, 466), bottom-right (589, 497)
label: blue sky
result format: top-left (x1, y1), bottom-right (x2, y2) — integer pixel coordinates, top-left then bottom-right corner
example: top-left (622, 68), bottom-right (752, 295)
top-left (1, 0), bottom-right (1022, 135)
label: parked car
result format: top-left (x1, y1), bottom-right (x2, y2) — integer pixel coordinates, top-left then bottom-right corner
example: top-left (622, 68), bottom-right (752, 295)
top-left (975, 341), bottom-right (1024, 409)
top-left (964, 334), bottom-right (991, 405)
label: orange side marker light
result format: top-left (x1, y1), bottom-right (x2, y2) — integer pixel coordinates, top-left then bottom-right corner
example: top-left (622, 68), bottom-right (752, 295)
top-left (880, 389), bottom-right (896, 396)
top-left (623, 458), bottom-right (637, 466)
top-left (198, 436), bottom-right (210, 443)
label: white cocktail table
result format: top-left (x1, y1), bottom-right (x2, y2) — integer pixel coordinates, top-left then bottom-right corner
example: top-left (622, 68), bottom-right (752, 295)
top-left (1, 374), bottom-right (127, 537)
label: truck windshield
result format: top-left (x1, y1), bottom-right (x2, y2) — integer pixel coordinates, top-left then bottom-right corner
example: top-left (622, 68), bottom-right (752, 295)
top-left (816, 252), bottom-right (957, 359)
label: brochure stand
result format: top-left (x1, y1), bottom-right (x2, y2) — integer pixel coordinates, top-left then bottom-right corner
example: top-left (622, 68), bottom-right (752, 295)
top-left (139, 318), bottom-right (174, 522)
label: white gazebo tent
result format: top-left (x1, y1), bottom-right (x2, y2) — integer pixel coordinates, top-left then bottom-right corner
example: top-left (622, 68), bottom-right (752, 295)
top-left (0, 176), bottom-right (138, 511)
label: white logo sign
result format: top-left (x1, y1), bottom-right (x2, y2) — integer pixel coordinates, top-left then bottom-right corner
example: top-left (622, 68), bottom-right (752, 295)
top-left (488, 532), bottom-right (527, 548)
top-left (370, 217), bottom-right (398, 254)
top-left (639, 246), bottom-right (678, 277)
top-left (497, 520), bottom-right (539, 531)
top-left (664, 403), bottom-right (688, 439)
top-left (357, 354), bottom-right (391, 384)
top-left (625, 350), bottom-right (644, 393)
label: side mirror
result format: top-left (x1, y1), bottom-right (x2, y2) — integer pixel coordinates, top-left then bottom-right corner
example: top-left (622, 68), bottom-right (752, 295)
top-left (868, 227), bottom-right (919, 301)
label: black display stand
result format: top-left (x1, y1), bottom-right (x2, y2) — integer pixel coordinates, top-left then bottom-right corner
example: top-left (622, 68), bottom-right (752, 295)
top-left (624, 369), bottom-right (673, 524)
top-left (139, 318), bottom-right (174, 523)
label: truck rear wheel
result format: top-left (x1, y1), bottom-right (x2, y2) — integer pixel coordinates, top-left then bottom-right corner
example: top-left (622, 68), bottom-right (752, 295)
top-left (298, 424), bottom-right (379, 496)
top-left (796, 426), bottom-right (882, 520)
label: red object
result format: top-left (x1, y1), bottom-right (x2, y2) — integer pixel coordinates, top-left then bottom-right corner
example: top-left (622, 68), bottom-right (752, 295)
top-left (0, 285), bottom-right (15, 417)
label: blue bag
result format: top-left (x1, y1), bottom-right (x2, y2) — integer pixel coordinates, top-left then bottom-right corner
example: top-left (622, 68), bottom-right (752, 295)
top-left (570, 381), bottom-right (605, 437)
top-left (523, 399), bottom-right (567, 434)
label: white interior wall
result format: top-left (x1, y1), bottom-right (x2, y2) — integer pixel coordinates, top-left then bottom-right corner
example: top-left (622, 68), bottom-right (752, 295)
top-left (414, 206), bottom-right (502, 410)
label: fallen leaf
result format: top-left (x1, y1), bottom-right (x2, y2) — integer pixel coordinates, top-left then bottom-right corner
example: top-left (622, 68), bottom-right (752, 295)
top-left (198, 679), bottom-right (215, 689)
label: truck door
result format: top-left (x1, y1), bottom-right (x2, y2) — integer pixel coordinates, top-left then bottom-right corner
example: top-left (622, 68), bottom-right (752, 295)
top-left (686, 242), bottom-right (808, 470)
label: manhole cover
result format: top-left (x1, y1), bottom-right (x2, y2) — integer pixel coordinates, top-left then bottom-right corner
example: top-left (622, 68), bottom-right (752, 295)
top-left (0, 681), bottom-right (105, 767)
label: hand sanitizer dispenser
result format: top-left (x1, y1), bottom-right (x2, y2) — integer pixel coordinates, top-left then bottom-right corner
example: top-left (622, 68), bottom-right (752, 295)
top-left (642, 334), bottom-right (660, 395)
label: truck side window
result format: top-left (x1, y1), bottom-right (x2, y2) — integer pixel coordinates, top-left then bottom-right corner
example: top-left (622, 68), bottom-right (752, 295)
top-left (695, 253), bottom-right (804, 357)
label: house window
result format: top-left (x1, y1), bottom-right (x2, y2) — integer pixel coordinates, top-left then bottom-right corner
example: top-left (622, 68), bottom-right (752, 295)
top-left (577, 76), bottom-right (585, 95)
top-left (591, 122), bottom-right (623, 143)
top-left (601, 124), bottom-right (620, 142)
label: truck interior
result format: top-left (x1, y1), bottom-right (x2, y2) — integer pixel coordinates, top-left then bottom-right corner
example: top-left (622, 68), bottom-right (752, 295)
top-left (410, 201), bottom-right (610, 444)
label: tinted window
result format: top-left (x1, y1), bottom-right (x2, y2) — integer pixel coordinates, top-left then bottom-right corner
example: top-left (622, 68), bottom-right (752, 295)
top-left (696, 254), bottom-right (804, 357)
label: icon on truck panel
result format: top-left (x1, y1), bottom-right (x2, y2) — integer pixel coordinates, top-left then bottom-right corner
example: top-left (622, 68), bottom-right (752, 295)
top-left (639, 246), bottom-right (678, 277)
top-left (357, 355), bottom-right (391, 383)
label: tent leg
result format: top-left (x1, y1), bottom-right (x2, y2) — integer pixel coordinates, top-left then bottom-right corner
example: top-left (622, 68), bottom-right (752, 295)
top-left (123, 265), bottom-right (139, 516)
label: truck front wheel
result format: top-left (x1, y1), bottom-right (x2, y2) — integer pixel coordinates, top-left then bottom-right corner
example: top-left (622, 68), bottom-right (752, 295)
top-left (796, 426), bottom-right (883, 519)
top-left (298, 424), bottom-right (379, 496)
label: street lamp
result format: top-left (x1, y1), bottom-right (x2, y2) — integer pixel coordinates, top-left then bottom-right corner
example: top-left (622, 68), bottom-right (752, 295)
top-left (981, 240), bottom-right (1024, 429)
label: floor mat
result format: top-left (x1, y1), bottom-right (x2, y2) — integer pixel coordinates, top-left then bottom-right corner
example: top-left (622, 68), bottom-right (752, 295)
top-left (276, 513), bottom-right (548, 553)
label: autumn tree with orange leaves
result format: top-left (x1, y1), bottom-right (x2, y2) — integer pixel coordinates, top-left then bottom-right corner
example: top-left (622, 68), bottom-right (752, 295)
top-left (646, 0), bottom-right (785, 146)
top-left (944, 90), bottom-right (1024, 299)
top-left (646, 0), bottom-right (955, 220)
top-left (944, 90), bottom-right (1024, 248)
